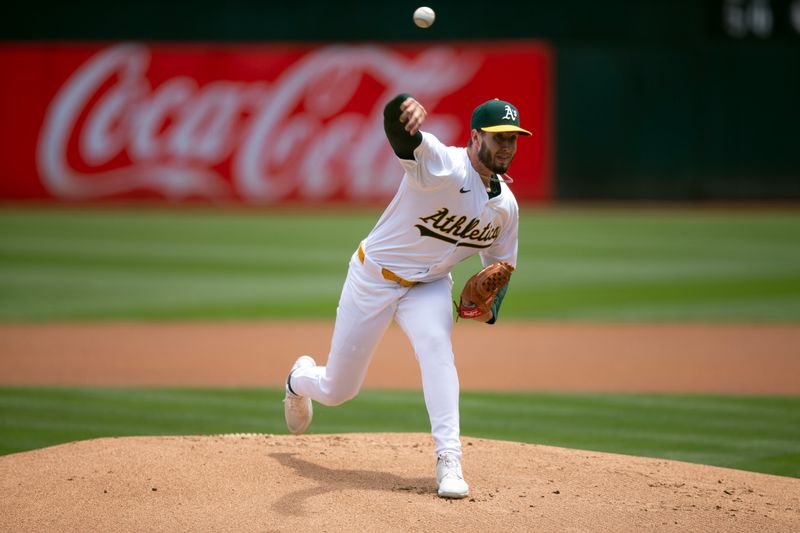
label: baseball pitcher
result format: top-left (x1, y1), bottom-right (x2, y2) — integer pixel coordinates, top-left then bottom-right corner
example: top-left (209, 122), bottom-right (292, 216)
top-left (284, 93), bottom-right (531, 498)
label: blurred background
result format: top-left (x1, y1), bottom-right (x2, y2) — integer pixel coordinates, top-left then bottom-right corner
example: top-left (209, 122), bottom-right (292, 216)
top-left (0, 0), bottom-right (799, 477)
top-left (3, 0), bottom-right (799, 202)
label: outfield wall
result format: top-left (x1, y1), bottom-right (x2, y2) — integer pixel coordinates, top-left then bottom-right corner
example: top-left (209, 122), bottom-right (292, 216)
top-left (2, 0), bottom-right (798, 201)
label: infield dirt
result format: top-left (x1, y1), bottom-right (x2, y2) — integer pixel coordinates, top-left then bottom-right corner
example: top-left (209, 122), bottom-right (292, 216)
top-left (1, 321), bottom-right (799, 394)
top-left (1, 433), bottom-right (798, 532)
top-left (1, 321), bottom-right (799, 531)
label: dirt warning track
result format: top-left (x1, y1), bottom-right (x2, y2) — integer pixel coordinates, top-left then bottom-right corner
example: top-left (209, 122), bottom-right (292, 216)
top-left (1, 321), bottom-right (798, 394)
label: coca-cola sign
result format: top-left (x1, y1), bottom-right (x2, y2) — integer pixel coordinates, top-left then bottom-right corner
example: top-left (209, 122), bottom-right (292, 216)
top-left (0, 42), bottom-right (553, 203)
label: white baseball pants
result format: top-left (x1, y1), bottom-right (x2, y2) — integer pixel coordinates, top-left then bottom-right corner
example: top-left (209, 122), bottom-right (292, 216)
top-left (289, 250), bottom-right (461, 458)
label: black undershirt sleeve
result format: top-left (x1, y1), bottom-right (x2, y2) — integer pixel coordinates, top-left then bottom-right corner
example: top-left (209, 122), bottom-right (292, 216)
top-left (383, 93), bottom-right (423, 160)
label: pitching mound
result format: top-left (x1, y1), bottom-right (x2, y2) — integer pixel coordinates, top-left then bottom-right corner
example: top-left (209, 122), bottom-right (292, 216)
top-left (1, 434), bottom-right (798, 532)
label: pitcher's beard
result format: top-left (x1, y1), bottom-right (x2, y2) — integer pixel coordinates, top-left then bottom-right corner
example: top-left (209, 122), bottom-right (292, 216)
top-left (478, 143), bottom-right (512, 174)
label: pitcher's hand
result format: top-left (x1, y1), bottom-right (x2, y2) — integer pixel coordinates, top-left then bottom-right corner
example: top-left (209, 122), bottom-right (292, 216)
top-left (399, 97), bottom-right (427, 135)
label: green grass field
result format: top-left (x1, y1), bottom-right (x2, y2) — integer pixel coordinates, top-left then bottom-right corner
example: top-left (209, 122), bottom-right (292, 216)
top-left (1, 387), bottom-right (798, 478)
top-left (1, 206), bottom-right (799, 477)
top-left (1, 206), bottom-right (799, 321)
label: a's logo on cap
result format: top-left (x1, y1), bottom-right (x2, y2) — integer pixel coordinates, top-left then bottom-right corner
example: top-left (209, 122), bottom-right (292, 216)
top-left (470, 98), bottom-right (532, 135)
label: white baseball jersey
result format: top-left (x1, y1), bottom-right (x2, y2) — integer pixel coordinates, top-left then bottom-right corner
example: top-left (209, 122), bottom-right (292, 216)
top-left (289, 125), bottom-right (521, 466)
top-left (363, 131), bottom-right (519, 282)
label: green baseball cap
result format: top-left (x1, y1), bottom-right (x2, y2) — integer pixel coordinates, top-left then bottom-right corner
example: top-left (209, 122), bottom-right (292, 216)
top-left (471, 99), bottom-right (532, 136)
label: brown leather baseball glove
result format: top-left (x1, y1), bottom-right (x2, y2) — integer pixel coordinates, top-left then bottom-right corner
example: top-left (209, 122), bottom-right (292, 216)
top-left (458, 261), bottom-right (515, 321)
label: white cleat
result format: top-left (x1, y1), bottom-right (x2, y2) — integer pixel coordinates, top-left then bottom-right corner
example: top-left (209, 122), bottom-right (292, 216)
top-left (283, 355), bottom-right (316, 435)
top-left (436, 452), bottom-right (469, 499)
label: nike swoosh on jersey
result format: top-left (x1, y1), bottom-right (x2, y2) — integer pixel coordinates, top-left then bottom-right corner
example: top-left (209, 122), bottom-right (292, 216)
top-left (459, 187), bottom-right (471, 193)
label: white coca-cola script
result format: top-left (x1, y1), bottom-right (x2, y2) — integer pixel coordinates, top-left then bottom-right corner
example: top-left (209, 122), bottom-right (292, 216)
top-left (37, 43), bottom-right (482, 202)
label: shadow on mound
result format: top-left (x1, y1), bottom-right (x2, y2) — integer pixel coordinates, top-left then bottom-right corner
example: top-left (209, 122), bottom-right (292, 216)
top-left (0, 433), bottom-right (797, 532)
top-left (269, 452), bottom-right (433, 516)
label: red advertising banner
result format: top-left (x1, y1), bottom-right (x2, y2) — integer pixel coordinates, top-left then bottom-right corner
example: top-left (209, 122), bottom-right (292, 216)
top-left (0, 42), bottom-right (553, 204)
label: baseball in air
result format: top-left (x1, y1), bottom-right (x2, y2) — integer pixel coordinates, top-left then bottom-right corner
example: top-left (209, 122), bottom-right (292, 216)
top-left (413, 6), bottom-right (436, 28)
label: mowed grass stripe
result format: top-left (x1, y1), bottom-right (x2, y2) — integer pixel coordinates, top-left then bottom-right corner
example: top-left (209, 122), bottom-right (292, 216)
top-left (0, 388), bottom-right (280, 452)
top-left (461, 397), bottom-right (799, 439)
top-left (0, 269), bottom-right (342, 320)
top-left (506, 274), bottom-right (800, 320)
top-left (542, 298), bottom-right (800, 322)
top-left (0, 209), bottom-right (376, 244)
top-left (0, 235), bottom-right (349, 270)
top-left (0, 388), bottom-right (797, 478)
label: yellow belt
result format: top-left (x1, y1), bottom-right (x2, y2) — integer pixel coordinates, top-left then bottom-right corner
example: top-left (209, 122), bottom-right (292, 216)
top-left (358, 244), bottom-right (418, 287)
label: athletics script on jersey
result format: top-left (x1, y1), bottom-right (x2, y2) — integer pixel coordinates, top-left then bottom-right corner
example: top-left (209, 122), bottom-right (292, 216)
top-left (0, 42), bottom-right (552, 204)
top-left (417, 207), bottom-right (500, 248)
